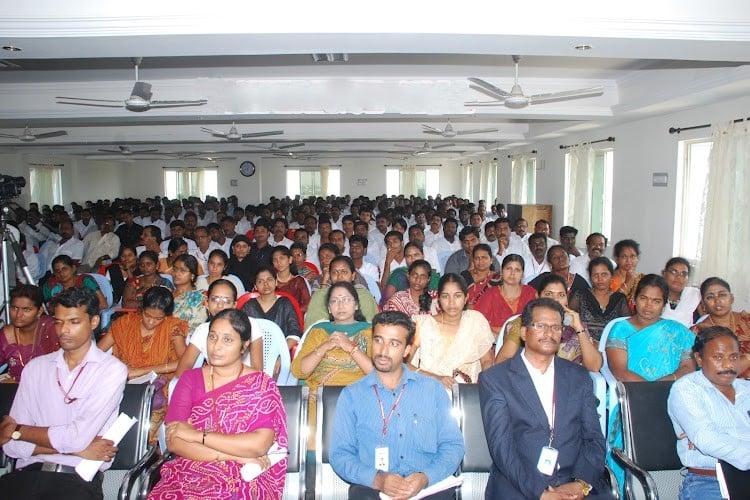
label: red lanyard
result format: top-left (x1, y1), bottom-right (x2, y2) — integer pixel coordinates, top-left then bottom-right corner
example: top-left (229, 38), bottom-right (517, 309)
top-left (373, 384), bottom-right (407, 438)
top-left (56, 362), bottom-right (88, 405)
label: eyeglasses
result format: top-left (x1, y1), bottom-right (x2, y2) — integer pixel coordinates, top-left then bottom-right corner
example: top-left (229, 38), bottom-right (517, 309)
top-left (704, 292), bottom-right (730, 301)
top-left (666, 268), bottom-right (689, 278)
top-left (530, 322), bottom-right (563, 333)
top-left (329, 297), bottom-right (355, 305)
top-left (209, 296), bottom-right (234, 305)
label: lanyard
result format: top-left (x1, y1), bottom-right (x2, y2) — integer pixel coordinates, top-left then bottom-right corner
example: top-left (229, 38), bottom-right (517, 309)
top-left (548, 382), bottom-right (556, 447)
top-left (56, 362), bottom-right (89, 404)
top-left (373, 384), bottom-right (407, 438)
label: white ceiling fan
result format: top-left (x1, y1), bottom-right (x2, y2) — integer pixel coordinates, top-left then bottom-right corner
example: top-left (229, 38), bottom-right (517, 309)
top-left (0, 125), bottom-right (68, 142)
top-left (245, 142), bottom-right (306, 156)
top-left (421, 120), bottom-right (497, 138)
top-left (200, 123), bottom-right (284, 141)
top-left (465, 55), bottom-right (604, 109)
top-left (56, 58), bottom-right (207, 112)
top-left (97, 145), bottom-right (159, 155)
top-left (392, 142), bottom-right (456, 156)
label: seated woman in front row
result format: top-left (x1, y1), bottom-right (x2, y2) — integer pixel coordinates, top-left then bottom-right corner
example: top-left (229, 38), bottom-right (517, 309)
top-left (149, 309), bottom-right (288, 500)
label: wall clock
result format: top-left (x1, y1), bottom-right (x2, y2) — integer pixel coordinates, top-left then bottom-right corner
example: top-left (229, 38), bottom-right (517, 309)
top-left (239, 161), bottom-right (256, 177)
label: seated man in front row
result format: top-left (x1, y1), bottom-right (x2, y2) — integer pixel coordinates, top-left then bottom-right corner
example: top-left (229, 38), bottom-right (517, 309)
top-left (0, 287), bottom-right (127, 500)
top-left (479, 298), bottom-right (611, 499)
top-left (330, 311), bottom-right (465, 500)
top-left (668, 326), bottom-right (750, 500)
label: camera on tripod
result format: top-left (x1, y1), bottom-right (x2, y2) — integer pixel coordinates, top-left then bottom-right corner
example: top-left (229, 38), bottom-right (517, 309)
top-left (0, 175), bottom-right (26, 201)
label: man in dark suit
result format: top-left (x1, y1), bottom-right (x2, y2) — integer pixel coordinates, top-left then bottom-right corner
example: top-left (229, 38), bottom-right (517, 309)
top-left (479, 298), bottom-right (611, 500)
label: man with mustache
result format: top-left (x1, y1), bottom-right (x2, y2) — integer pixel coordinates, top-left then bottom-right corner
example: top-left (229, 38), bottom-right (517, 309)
top-left (329, 311), bottom-right (464, 500)
top-left (479, 298), bottom-right (611, 499)
top-left (668, 326), bottom-right (750, 500)
top-left (570, 233), bottom-right (614, 286)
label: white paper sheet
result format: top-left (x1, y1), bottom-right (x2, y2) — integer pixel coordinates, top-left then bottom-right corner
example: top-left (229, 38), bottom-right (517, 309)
top-left (127, 371), bottom-right (158, 385)
top-left (240, 442), bottom-right (288, 481)
top-left (379, 474), bottom-right (463, 500)
top-left (75, 412), bottom-right (138, 481)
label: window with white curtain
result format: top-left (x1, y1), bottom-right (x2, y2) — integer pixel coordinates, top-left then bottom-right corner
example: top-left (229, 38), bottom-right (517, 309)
top-left (563, 148), bottom-right (613, 237)
top-left (29, 166), bottom-right (63, 206)
top-left (479, 160), bottom-right (498, 204)
top-left (673, 139), bottom-right (712, 263)
top-left (462, 163), bottom-right (473, 200)
top-left (286, 168), bottom-right (339, 197)
top-left (385, 167), bottom-right (439, 197)
top-left (510, 156), bottom-right (536, 204)
top-left (164, 168), bottom-right (217, 199)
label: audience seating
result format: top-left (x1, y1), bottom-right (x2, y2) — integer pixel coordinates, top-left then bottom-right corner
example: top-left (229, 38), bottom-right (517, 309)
top-left (598, 316), bottom-right (629, 420)
top-left (451, 383), bottom-right (490, 499)
top-left (718, 459), bottom-right (750, 499)
top-left (315, 386), bottom-right (349, 500)
top-left (362, 273), bottom-right (382, 304)
top-left (493, 313), bottom-right (520, 356)
top-left (278, 385), bottom-right (309, 500)
top-left (87, 272), bottom-right (115, 330)
top-left (0, 384), bottom-right (19, 474)
top-left (256, 318), bottom-right (293, 385)
top-left (589, 371), bottom-right (607, 437)
top-left (610, 381), bottom-right (682, 500)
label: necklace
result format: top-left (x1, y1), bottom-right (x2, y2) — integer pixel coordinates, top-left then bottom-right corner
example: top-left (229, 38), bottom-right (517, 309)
top-left (709, 312), bottom-right (736, 331)
top-left (12, 321), bottom-right (40, 368)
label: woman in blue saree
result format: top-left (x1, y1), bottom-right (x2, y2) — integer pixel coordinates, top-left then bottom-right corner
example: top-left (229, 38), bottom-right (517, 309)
top-left (605, 274), bottom-right (695, 490)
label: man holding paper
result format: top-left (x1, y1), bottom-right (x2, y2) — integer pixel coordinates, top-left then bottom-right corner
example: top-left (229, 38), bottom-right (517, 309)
top-left (330, 311), bottom-right (464, 500)
top-left (0, 286), bottom-right (127, 500)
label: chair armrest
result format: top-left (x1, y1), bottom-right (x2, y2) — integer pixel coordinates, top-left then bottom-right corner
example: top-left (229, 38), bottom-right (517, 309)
top-left (611, 447), bottom-right (658, 500)
top-left (118, 444), bottom-right (158, 500)
top-left (137, 452), bottom-right (174, 500)
top-left (603, 465), bottom-right (620, 500)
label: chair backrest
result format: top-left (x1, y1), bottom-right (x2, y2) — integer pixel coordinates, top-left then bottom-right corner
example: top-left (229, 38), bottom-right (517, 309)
top-left (112, 383), bottom-right (155, 470)
top-left (87, 272), bottom-right (114, 307)
top-left (589, 371), bottom-right (607, 436)
top-left (452, 383), bottom-right (492, 498)
top-left (278, 385), bottom-right (309, 499)
top-left (362, 273), bottom-right (382, 304)
top-left (255, 318), bottom-right (292, 385)
top-left (618, 381), bottom-right (681, 471)
top-left (599, 316), bottom-right (630, 417)
top-left (719, 459), bottom-right (750, 499)
top-left (315, 386), bottom-right (348, 499)
top-left (224, 274), bottom-right (246, 295)
top-left (0, 384), bottom-right (19, 467)
top-left (293, 320), bottom-right (326, 362)
top-left (494, 313), bottom-right (520, 356)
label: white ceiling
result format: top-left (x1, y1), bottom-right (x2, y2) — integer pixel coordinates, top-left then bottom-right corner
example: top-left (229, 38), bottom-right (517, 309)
top-left (0, 1), bottom-right (748, 162)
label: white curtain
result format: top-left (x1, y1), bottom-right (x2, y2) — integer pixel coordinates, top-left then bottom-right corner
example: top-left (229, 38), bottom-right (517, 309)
top-left (320, 166), bottom-right (330, 196)
top-left (511, 155), bottom-right (529, 204)
top-left (566, 145), bottom-right (595, 236)
top-left (400, 166), bottom-right (417, 197)
top-left (462, 164), bottom-right (473, 200)
top-left (479, 160), bottom-right (497, 204)
top-left (698, 121), bottom-right (750, 309)
top-left (29, 166), bottom-right (62, 206)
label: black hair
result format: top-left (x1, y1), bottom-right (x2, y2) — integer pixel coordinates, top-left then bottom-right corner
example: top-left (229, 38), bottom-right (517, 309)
top-left (404, 241), bottom-right (424, 255)
top-left (141, 286), bottom-right (175, 316)
top-left (692, 325), bottom-right (739, 355)
top-left (458, 226), bottom-right (480, 241)
top-left (372, 310), bottom-right (416, 345)
top-left (139, 250), bottom-right (160, 267)
top-left (545, 245), bottom-right (568, 262)
top-left (384, 230), bottom-right (403, 242)
top-left (700, 276), bottom-right (732, 296)
top-left (472, 243), bottom-right (493, 258)
top-left (51, 254), bottom-right (76, 270)
top-left (437, 273), bottom-right (469, 310)
top-left (210, 308), bottom-right (253, 343)
top-left (408, 259), bottom-right (433, 313)
top-left (167, 237), bottom-right (187, 254)
top-left (536, 273), bottom-right (568, 295)
top-left (253, 217), bottom-right (273, 231)
top-left (501, 253), bottom-right (525, 271)
top-left (329, 255), bottom-right (356, 273)
top-left (664, 257), bottom-right (692, 275)
top-left (521, 298), bottom-right (564, 327)
top-left (254, 265), bottom-right (278, 282)
top-left (613, 239), bottom-right (640, 258)
top-left (290, 242), bottom-right (307, 255)
top-left (51, 286), bottom-right (100, 318)
top-left (527, 232), bottom-right (547, 245)
top-left (326, 281), bottom-right (366, 322)
top-left (207, 278), bottom-right (238, 300)
top-left (174, 254), bottom-right (199, 284)
top-left (348, 234), bottom-right (368, 249)
top-left (10, 284), bottom-right (44, 309)
top-left (559, 225), bottom-right (578, 237)
top-left (318, 242), bottom-right (341, 258)
top-left (634, 274), bottom-right (669, 304)
top-left (588, 256), bottom-right (614, 276)
top-left (586, 232), bottom-right (608, 247)
top-left (143, 225), bottom-right (162, 242)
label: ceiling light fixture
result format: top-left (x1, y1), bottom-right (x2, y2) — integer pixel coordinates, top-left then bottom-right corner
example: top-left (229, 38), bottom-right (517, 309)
top-left (311, 53), bottom-right (349, 63)
top-left (2, 45), bottom-right (22, 52)
top-left (574, 44), bottom-right (592, 51)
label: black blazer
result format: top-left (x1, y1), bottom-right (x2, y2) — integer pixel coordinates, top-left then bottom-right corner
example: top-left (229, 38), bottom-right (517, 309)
top-left (478, 352), bottom-right (610, 499)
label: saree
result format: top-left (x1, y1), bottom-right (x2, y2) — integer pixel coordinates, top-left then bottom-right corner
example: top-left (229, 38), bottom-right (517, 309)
top-left (0, 316), bottom-right (59, 382)
top-left (149, 370), bottom-right (288, 500)
top-left (605, 318), bottom-right (694, 491)
top-left (412, 310), bottom-right (494, 383)
top-left (173, 289), bottom-right (208, 331)
top-left (111, 312), bottom-right (188, 442)
top-left (383, 289), bottom-right (439, 317)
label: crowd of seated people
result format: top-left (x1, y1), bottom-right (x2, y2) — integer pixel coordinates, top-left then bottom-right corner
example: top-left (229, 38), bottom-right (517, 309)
top-left (0, 192), bottom-right (748, 499)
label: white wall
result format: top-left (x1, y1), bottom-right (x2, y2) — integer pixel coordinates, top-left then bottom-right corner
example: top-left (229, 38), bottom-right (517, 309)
top-left (521, 93), bottom-right (750, 277)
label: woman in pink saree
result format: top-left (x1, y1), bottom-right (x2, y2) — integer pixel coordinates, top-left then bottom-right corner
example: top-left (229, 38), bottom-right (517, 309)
top-left (149, 308), bottom-right (288, 499)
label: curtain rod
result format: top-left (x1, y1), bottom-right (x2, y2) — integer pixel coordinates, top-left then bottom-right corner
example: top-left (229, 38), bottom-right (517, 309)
top-left (161, 165), bottom-right (218, 169)
top-left (283, 164), bottom-right (342, 168)
top-left (507, 150), bottom-right (537, 158)
top-left (669, 117), bottom-right (749, 134)
top-left (383, 164), bottom-right (442, 167)
top-left (559, 137), bottom-right (614, 150)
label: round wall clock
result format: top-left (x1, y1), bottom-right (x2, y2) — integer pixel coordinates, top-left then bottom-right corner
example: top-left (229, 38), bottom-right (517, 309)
top-left (239, 161), bottom-right (256, 177)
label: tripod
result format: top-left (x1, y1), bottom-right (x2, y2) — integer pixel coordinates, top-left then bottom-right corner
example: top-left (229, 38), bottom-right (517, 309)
top-left (0, 207), bottom-right (36, 324)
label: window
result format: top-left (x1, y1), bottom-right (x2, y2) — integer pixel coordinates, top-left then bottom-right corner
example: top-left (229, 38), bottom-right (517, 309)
top-left (386, 167), bottom-right (440, 197)
top-left (563, 149), bottom-right (613, 236)
top-left (164, 168), bottom-right (217, 199)
top-left (511, 156), bottom-right (536, 204)
top-left (462, 164), bottom-right (473, 200)
top-left (673, 139), bottom-right (712, 262)
top-left (29, 165), bottom-right (63, 206)
top-left (286, 168), bottom-right (339, 197)
top-left (479, 160), bottom-right (498, 205)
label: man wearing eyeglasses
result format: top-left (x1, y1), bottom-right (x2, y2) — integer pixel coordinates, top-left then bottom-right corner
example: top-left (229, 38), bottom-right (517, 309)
top-left (668, 326), bottom-right (750, 500)
top-left (479, 298), bottom-right (611, 499)
top-left (0, 287), bottom-right (127, 500)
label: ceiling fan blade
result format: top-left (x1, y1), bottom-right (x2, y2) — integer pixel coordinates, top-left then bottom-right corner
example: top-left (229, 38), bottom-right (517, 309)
top-left (200, 127), bottom-right (228, 137)
top-left (33, 131), bottom-right (68, 139)
top-left (0, 133), bottom-right (19, 139)
top-left (529, 86), bottom-right (605, 104)
top-left (421, 125), bottom-right (443, 134)
top-left (149, 99), bottom-right (208, 108)
top-left (133, 149), bottom-right (160, 154)
top-left (57, 100), bottom-right (125, 108)
top-left (431, 143), bottom-right (455, 149)
top-left (196, 156), bottom-right (237, 161)
top-left (468, 78), bottom-right (512, 98)
top-left (56, 96), bottom-right (122, 103)
top-left (464, 100), bottom-right (505, 107)
top-left (455, 127), bottom-right (498, 135)
top-left (240, 130), bottom-right (284, 138)
top-left (278, 142), bottom-right (305, 149)
top-left (131, 82), bottom-right (153, 101)
top-left (391, 144), bottom-right (415, 149)
top-left (97, 149), bottom-right (122, 153)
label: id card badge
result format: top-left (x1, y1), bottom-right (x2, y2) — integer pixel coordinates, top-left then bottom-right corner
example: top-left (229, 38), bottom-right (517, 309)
top-left (375, 446), bottom-right (389, 472)
top-left (536, 446), bottom-right (558, 476)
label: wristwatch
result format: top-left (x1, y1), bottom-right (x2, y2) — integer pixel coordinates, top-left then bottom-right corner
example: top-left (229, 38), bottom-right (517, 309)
top-left (574, 478), bottom-right (592, 496)
top-left (11, 424), bottom-right (22, 440)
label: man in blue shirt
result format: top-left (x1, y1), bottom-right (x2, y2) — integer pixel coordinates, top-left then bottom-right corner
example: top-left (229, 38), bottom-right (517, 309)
top-left (668, 326), bottom-right (750, 500)
top-left (330, 311), bottom-right (464, 500)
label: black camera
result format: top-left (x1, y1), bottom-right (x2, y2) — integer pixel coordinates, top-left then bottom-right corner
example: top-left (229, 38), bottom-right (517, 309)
top-left (0, 175), bottom-right (26, 200)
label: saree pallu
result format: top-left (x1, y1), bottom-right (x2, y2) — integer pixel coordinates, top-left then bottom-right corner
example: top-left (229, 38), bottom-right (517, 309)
top-left (149, 371), bottom-right (288, 500)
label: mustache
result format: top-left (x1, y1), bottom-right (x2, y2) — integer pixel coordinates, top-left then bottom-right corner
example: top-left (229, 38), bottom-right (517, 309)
top-left (717, 369), bottom-right (738, 376)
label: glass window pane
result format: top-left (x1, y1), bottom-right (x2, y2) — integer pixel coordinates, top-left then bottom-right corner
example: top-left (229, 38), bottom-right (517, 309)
top-left (386, 169), bottom-right (400, 197)
top-left (286, 169), bottom-right (300, 197)
top-left (425, 168), bottom-right (440, 197)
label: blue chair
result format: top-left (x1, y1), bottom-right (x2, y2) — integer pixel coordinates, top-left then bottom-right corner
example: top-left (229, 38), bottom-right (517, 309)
top-left (599, 316), bottom-right (630, 419)
top-left (362, 273), bottom-right (382, 304)
top-left (87, 272), bottom-right (115, 330)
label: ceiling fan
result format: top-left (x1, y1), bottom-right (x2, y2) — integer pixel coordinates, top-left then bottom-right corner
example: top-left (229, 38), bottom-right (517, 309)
top-left (0, 125), bottom-right (67, 142)
top-left (421, 120), bottom-right (497, 138)
top-left (97, 145), bottom-right (159, 155)
top-left (56, 58), bottom-right (207, 112)
top-left (465, 55), bottom-right (604, 109)
top-left (392, 142), bottom-right (456, 156)
top-left (245, 142), bottom-right (306, 156)
top-left (161, 151), bottom-right (237, 162)
top-left (200, 123), bottom-right (284, 141)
